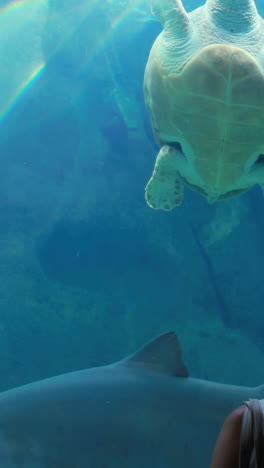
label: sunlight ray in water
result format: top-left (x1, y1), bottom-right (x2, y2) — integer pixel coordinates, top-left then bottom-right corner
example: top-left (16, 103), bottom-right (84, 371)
top-left (0, 0), bottom-right (27, 13)
top-left (45, 0), bottom-right (101, 56)
top-left (109, 0), bottom-right (149, 30)
top-left (0, 0), bottom-right (48, 121)
top-left (0, 0), bottom-right (47, 24)
top-left (82, 0), bottom-right (148, 67)
top-left (0, 62), bottom-right (46, 121)
top-left (0, 0), bottom-right (148, 120)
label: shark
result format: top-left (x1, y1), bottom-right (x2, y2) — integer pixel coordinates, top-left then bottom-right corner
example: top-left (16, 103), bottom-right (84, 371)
top-left (0, 331), bottom-right (262, 467)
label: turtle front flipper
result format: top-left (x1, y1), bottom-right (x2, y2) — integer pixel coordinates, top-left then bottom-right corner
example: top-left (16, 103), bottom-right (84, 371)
top-left (150, 0), bottom-right (191, 42)
top-left (145, 145), bottom-right (184, 211)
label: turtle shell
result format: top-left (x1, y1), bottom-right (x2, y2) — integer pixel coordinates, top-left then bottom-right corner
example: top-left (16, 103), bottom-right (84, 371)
top-left (144, 43), bottom-right (264, 199)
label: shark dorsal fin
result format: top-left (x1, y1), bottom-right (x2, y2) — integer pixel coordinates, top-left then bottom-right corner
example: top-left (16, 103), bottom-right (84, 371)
top-left (124, 331), bottom-right (188, 377)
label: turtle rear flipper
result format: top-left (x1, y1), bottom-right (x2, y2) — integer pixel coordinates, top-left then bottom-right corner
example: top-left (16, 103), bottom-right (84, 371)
top-left (145, 145), bottom-right (184, 211)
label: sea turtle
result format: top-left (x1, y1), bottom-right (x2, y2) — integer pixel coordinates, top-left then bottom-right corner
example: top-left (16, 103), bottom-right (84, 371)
top-left (144, 0), bottom-right (264, 210)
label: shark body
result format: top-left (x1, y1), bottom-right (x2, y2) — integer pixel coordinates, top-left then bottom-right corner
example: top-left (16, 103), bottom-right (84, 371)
top-left (0, 331), bottom-right (262, 467)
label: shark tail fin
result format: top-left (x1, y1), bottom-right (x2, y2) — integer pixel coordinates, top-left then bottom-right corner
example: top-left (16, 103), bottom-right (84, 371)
top-left (122, 331), bottom-right (189, 377)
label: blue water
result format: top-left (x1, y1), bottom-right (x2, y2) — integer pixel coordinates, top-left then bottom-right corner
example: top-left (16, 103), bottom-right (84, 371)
top-left (0, 0), bottom-right (264, 403)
